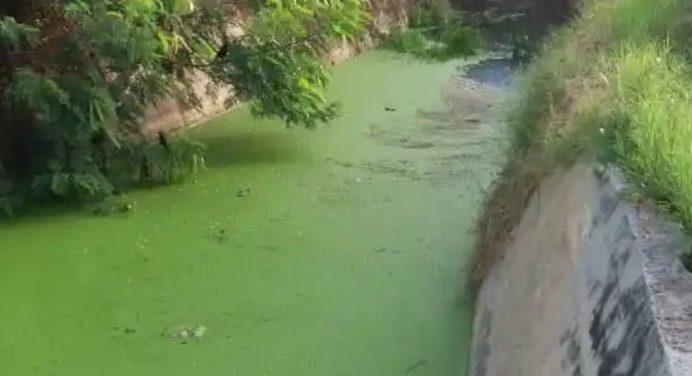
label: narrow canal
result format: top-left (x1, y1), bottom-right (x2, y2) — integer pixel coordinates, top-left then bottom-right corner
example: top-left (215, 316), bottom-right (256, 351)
top-left (0, 51), bottom-right (510, 376)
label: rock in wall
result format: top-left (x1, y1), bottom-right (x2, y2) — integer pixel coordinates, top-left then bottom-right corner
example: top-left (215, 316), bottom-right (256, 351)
top-left (470, 163), bottom-right (692, 376)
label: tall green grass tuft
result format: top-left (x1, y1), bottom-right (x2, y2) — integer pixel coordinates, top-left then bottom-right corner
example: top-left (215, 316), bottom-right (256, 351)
top-left (432, 23), bottom-right (481, 60)
top-left (110, 136), bottom-right (206, 188)
top-left (611, 44), bottom-right (692, 229)
top-left (380, 4), bottom-right (480, 61)
top-left (380, 26), bottom-right (429, 56)
top-left (609, 0), bottom-right (690, 42)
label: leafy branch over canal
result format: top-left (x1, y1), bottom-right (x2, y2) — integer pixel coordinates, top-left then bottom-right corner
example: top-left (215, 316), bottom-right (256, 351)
top-left (0, 0), bottom-right (367, 214)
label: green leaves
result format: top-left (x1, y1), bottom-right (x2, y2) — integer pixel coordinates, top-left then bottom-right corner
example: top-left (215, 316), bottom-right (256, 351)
top-left (211, 0), bottom-right (365, 127)
top-left (0, 0), bottom-right (367, 210)
top-left (32, 171), bottom-right (114, 201)
top-left (0, 16), bottom-right (39, 50)
top-left (212, 39), bottom-right (338, 127)
top-left (380, 5), bottom-right (480, 61)
top-left (169, 0), bottom-right (196, 14)
top-left (30, 0), bottom-right (366, 133)
top-left (64, 1), bottom-right (90, 18)
top-left (250, 0), bottom-right (367, 52)
top-left (12, 69), bottom-right (70, 123)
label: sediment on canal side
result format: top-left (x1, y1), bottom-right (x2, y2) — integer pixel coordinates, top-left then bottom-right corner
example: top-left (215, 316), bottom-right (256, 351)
top-left (469, 163), bottom-right (692, 376)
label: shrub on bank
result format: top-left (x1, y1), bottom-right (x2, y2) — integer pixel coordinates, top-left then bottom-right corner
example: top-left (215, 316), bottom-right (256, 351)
top-left (380, 27), bottom-right (430, 56)
top-left (380, 4), bottom-right (480, 60)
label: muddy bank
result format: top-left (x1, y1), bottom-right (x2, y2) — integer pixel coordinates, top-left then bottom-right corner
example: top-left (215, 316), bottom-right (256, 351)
top-left (470, 163), bottom-right (692, 376)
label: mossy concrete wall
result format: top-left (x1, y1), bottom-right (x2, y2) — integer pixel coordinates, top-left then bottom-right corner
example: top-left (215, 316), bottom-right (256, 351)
top-left (470, 163), bottom-right (692, 376)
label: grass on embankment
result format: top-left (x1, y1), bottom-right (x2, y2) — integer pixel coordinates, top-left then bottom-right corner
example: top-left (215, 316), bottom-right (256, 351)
top-left (379, 5), bottom-right (481, 60)
top-left (469, 0), bottom-right (692, 289)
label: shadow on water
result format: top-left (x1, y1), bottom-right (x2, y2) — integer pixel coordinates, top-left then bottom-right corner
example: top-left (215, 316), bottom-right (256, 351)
top-left (465, 58), bottom-right (515, 87)
top-left (196, 132), bottom-right (305, 168)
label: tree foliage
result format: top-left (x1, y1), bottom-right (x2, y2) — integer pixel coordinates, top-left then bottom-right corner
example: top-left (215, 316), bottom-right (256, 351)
top-left (0, 0), bottom-right (367, 213)
top-left (211, 0), bottom-right (367, 126)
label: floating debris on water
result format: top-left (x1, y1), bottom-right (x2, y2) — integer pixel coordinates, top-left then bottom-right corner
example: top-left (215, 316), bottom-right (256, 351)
top-left (90, 200), bottom-right (136, 217)
top-left (209, 228), bottom-right (229, 243)
top-left (405, 358), bottom-right (430, 373)
top-left (236, 188), bottom-right (252, 197)
top-left (120, 203), bottom-right (134, 213)
top-left (163, 324), bottom-right (207, 342)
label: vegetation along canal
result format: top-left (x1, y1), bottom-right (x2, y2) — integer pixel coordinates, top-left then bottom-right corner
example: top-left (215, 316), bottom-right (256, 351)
top-left (0, 51), bottom-right (512, 375)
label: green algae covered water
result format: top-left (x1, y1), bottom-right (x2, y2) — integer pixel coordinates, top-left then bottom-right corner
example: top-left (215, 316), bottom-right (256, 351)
top-left (0, 51), bottom-right (509, 376)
